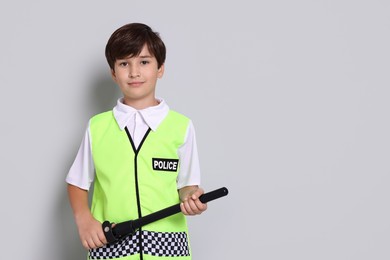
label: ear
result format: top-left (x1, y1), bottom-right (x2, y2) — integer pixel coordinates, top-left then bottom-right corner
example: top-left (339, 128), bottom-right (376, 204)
top-left (110, 69), bottom-right (117, 83)
top-left (157, 64), bottom-right (165, 79)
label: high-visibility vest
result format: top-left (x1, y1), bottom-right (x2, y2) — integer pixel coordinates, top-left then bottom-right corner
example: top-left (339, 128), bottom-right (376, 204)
top-left (88, 110), bottom-right (192, 260)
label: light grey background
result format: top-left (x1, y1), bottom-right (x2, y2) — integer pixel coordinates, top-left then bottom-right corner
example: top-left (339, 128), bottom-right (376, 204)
top-left (1, 0), bottom-right (389, 259)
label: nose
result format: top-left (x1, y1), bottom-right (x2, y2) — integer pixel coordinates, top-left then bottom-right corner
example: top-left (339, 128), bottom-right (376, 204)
top-left (128, 64), bottom-right (140, 78)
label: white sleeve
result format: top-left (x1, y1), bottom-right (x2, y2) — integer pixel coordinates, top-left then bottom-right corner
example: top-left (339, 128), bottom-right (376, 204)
top-left (177, 120), bottom-right (201, 189)
top-left (65, 121), bottom-right (95, 190)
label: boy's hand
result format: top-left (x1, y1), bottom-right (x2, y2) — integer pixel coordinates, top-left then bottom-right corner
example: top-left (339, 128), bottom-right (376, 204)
top-left (76, 212), bottom-right (107, 250)
top-left (179, 186), bottom-right (208, 215)
top-left (67, 184), bottom-right (107, 250)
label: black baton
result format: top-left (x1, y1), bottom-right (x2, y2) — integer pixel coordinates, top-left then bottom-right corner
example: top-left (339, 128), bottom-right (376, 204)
top-left (103, 187), bottom-right (229, 244)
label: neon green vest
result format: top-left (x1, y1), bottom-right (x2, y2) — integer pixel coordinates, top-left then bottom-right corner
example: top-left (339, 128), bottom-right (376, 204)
top-left (88, 110), bottom-right (192, 260)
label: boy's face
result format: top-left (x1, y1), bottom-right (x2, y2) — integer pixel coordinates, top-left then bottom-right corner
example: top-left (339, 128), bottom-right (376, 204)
top-left (111, 44), bottom-right (164, 108)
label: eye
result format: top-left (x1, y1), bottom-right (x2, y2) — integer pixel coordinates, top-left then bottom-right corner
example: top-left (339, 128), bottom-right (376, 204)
top-left (119, 61), bottom-right (128, 67)
top-left (140, 60), bottom-right (150, 65)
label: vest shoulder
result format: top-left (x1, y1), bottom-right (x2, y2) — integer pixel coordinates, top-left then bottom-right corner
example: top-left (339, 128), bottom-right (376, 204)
top-left (90, 111), bottom-right (113, 124)
top-left (158, 110), bottom-right (190, 135)
top-left (168, 110), bottom-right (190, 122)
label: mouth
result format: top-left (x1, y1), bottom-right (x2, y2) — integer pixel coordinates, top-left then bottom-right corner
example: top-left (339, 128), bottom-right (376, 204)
top-left (128, 81), bottom-right (144, 87)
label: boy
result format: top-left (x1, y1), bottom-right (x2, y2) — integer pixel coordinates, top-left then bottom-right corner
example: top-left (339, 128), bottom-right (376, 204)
top-left (66, 23), bottom-right (207, 260)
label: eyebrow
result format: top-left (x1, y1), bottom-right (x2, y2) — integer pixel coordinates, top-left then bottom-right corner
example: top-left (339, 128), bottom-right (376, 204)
top-left (118, 55), bottom-right (153, 61)
top-left (138, 55), bottom-right (153, 58)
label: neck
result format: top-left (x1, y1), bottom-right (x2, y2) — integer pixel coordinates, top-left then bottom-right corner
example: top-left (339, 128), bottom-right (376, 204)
top-left (123, 97), bottom-right (159, 110)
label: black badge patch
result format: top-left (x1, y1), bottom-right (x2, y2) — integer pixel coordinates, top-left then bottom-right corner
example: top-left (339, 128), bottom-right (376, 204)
top-left (152, 158), bottom-right (179, 172)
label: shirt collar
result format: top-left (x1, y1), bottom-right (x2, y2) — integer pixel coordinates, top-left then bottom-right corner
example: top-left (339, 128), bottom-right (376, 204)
top-left (113, 97), bottom-right (169, 131)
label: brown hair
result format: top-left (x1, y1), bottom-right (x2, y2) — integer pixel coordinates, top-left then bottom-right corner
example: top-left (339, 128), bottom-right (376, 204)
top-left (105, 23), bottom-right (166, 70)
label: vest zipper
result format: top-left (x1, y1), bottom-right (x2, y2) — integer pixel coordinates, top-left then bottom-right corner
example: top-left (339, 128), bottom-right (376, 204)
top-left (125, 127), bottom-right (151, 260)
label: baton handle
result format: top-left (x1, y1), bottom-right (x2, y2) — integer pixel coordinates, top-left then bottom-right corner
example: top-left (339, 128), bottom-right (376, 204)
top-left (103, 187), bottom-right (228, 244)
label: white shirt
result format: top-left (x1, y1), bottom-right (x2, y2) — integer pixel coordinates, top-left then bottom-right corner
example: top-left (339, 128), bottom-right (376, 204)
top-left (66, 98), bottom-right (201, 190)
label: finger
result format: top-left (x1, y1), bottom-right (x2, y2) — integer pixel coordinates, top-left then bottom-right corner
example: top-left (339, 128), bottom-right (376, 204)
top-left (98, 230), bottom-right (108, 245)
top-left (194, 199), bottom-right (207, 212)
top-left (183, 200), bottom-right (195, 215)
top-left (187, 199), bottom-right (200, 215)
top-left (191, 188), bottom-right (204, 200)
top-left (82, 240), bottom-right (90, 250)
top-left (189, 199), bottom-right (201, 213)
top-left (92, 234), bottom-right (104, 248)
top-left (191, 199), bottom-right (206, 214)
top-left (180, 202), bottom-right (189, 215)
top-left (87, 238), bottom-right (97, 250)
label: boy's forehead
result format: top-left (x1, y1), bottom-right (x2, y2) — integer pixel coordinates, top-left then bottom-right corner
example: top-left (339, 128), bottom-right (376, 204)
top-left (138, 46), bottom-right (153, 57)
top-left (122, 45), bottom-right (154, 59)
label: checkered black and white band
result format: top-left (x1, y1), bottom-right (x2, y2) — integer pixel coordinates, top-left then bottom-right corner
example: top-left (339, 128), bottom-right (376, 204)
top-left (89, 230), bottom-right (190, 259)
